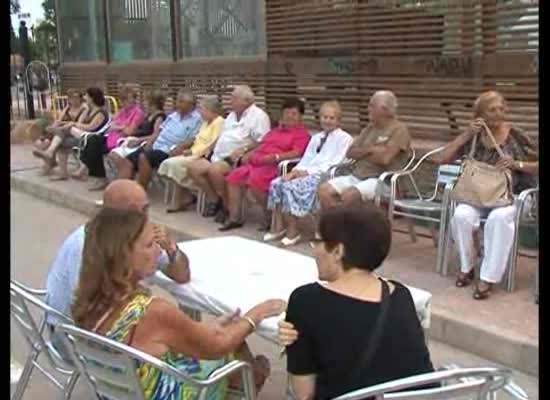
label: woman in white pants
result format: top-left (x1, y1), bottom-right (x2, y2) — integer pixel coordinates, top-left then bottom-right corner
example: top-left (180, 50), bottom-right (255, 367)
top-left (431, 91), bottom-right (538, 300)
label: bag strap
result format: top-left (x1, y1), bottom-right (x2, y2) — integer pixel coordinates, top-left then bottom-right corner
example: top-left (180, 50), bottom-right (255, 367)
top-left (479, 120), bottom-right (507, 160)
top-left (345, 278), bottom-right (391, 386)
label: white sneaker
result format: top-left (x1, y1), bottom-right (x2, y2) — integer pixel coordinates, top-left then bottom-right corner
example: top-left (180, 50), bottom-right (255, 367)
top-left (281, 234), bottom-right (302, 247)
top-left (263, 230), bottom-right (286, 242)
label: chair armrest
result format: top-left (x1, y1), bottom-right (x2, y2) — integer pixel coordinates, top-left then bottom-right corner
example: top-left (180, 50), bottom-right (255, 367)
top-left (11, 280), bottom-right (47, 296)
top-left (328, 159), bottom-right (355, 179)
top-left (278, 158), bottom-right (301, 176)
top-left (516, 186), bottom-right (538, 222)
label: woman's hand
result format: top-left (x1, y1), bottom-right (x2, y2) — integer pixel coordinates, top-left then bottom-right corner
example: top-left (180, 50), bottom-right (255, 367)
top-left (261, 154), bottom-right (278, 165)
top-left (496, 155), bottom-right (516, 171)
top-left (283, 169), bottom-right (308, 181)
top-left (125, 137), bottom-right (141, 148)
top-left (466, 117), bottom-right (485, 139)
top-left (278, 319), bottom-right (299, 347)
top-left (246, 299), bottom-right (287, 323)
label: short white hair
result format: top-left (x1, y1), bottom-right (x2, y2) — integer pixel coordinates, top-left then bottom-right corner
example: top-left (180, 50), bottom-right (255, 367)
top-left (232, 85), bottom-right (255, 103)
top-left (370, 90), bottom-right (398, 116)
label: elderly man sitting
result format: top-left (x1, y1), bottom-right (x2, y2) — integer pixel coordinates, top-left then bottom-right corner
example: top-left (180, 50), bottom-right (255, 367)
top-left (318, 90), bottom-right (411, 209)
top-left (114, 89), bottom-right (202, 189)
top-left (45, 179), bottom-right (191, 361)
top-left (187, 85), bottom-right (271, 223)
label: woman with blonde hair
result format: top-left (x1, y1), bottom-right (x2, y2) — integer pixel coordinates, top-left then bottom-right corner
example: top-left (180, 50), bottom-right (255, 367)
top-left (264, 100), bottom-right (353, 246)
top-left (157, 95), bottom-right (225, 213)
top-left (431, 90), bottom-right (538, 300)
top-left (73, 208), bottom-right (284, 399)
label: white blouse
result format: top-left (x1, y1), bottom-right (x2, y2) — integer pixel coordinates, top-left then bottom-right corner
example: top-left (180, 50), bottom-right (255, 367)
top-left (295, 127), bottom-right (353, 175)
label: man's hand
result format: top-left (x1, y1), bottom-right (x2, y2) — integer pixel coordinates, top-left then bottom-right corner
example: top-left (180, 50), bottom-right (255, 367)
top-left (278, 319), bottom-right (299, 347)
top-left (153, 224), bottom-right (177, 255)
top-left (229, 147), bottom-right (248, 162)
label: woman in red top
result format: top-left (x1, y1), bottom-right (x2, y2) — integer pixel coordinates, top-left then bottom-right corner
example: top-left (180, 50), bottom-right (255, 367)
top-left (221, 98), bottom-right (311, 232)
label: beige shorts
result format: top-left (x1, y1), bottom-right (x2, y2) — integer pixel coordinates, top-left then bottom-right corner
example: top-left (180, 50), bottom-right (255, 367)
top-left (327, 175), bottom-right (389, 201)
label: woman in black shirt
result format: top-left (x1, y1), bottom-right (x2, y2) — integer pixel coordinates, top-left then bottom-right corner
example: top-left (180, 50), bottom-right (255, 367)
top-left (281, 206), bottom-right (434, 400)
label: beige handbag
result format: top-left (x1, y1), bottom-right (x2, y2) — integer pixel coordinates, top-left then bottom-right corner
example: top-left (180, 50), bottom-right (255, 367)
top-left (451, 121), bottom-right (513, 208)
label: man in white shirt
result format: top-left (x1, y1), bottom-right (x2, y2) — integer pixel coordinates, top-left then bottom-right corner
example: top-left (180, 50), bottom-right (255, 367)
top-left (187, 85), bottom-right (271, 224)
top-left (45, 179), bottom-right (190, 360)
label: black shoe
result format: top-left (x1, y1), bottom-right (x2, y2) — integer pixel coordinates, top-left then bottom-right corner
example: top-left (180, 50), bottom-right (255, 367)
top-left (218, 220), bottom-right (244, 232)
top-left (214, 209), bottom-right (228, 224)
top-left (204, 200), bottom-right (221, 217)
top-left (257, 211), bottom-right (272, 232)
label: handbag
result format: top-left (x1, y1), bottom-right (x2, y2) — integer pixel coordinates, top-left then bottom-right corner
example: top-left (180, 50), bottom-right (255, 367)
top-left (451, 121), bottom-right (513, 208)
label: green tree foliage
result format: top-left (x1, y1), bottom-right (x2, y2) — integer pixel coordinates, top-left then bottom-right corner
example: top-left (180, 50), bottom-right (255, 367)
top-left (10, 0), bottom-right (20, 15)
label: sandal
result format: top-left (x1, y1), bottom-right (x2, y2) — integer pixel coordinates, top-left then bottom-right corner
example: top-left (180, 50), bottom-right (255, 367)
top-left (455, 270), bottom-right (474, 288)
top-left (473, 281), bottom-right (492, 300)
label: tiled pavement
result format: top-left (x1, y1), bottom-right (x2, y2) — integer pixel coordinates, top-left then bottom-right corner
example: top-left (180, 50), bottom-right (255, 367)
top-left (10, 144), bottom-right (538, 376)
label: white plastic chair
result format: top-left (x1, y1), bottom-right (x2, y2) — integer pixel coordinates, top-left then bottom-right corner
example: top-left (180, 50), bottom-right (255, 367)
top-left (57, 323), bottom-right (257, 400)
top-left (331, 367), bottom-right (512, 400)
top-left (10, 281), bottom-right (79, 400)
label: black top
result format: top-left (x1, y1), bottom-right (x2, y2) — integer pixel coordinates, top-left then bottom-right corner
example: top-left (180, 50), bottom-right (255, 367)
top-left (134, 111), bottom-right (166, 137)
top-left (83, 108), bottom-right (109, 134)
top-left (286, 281), bottom-right (434, 400)
top-left (62, 106), bottom-right (86, 122)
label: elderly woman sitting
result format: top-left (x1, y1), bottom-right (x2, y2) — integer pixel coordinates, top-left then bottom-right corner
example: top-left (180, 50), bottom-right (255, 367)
top-left (33, 88), bottom-right (88, 177)
top-left (108, 90), bottom-right (167, 179)
top-left (80, 84), bottom-right (146, 191)
top-left (219, 97), bottom-right (311, 231)
top-left (33, 87), bottom-right (110, 183)
top-left (73, 208), bottom-right (286, 399)
top-left (263, 101), bottom-right (353, 246)
top-left (278, 206), bottom-right (435, 400)
top-left (431, 90), bottom-right (538, 300)
top-left (157, 95), bottom-right (225, 213)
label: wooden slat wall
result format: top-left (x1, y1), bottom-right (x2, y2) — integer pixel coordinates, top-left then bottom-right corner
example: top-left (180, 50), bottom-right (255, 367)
top-left (59, 0), bottom-right (538, 149)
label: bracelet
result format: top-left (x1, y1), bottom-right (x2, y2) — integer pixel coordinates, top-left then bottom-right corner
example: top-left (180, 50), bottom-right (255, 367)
top-left (242, 316), bottom-right (256, 331)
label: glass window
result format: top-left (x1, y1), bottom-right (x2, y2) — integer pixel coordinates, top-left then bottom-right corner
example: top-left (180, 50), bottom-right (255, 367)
top-left (58, 0), bottom-right (107, 62)
top-left (180, 0), bottom-right (266, 58)
top-left (109, 0), bottom-right (173, 62)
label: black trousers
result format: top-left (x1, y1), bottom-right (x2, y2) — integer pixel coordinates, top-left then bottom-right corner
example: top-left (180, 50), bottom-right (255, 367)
top-left (80, 134), bottom-right (108, 178)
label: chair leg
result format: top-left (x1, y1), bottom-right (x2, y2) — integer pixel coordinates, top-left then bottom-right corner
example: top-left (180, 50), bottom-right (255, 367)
top-left (12, 350), bottom-right (39, 400)
top-left (407, 219), bottom-right (417, 243)
top-left (63, 372), bottom-right (79, 400)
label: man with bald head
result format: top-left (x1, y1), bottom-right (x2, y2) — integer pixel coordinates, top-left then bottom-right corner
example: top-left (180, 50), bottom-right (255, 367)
top-left (45, 179), bottom-right (190, 358)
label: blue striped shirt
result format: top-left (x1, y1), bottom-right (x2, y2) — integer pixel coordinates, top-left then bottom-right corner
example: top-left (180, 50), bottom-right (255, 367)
top-left (153, 109), bottom-right (202, 153)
